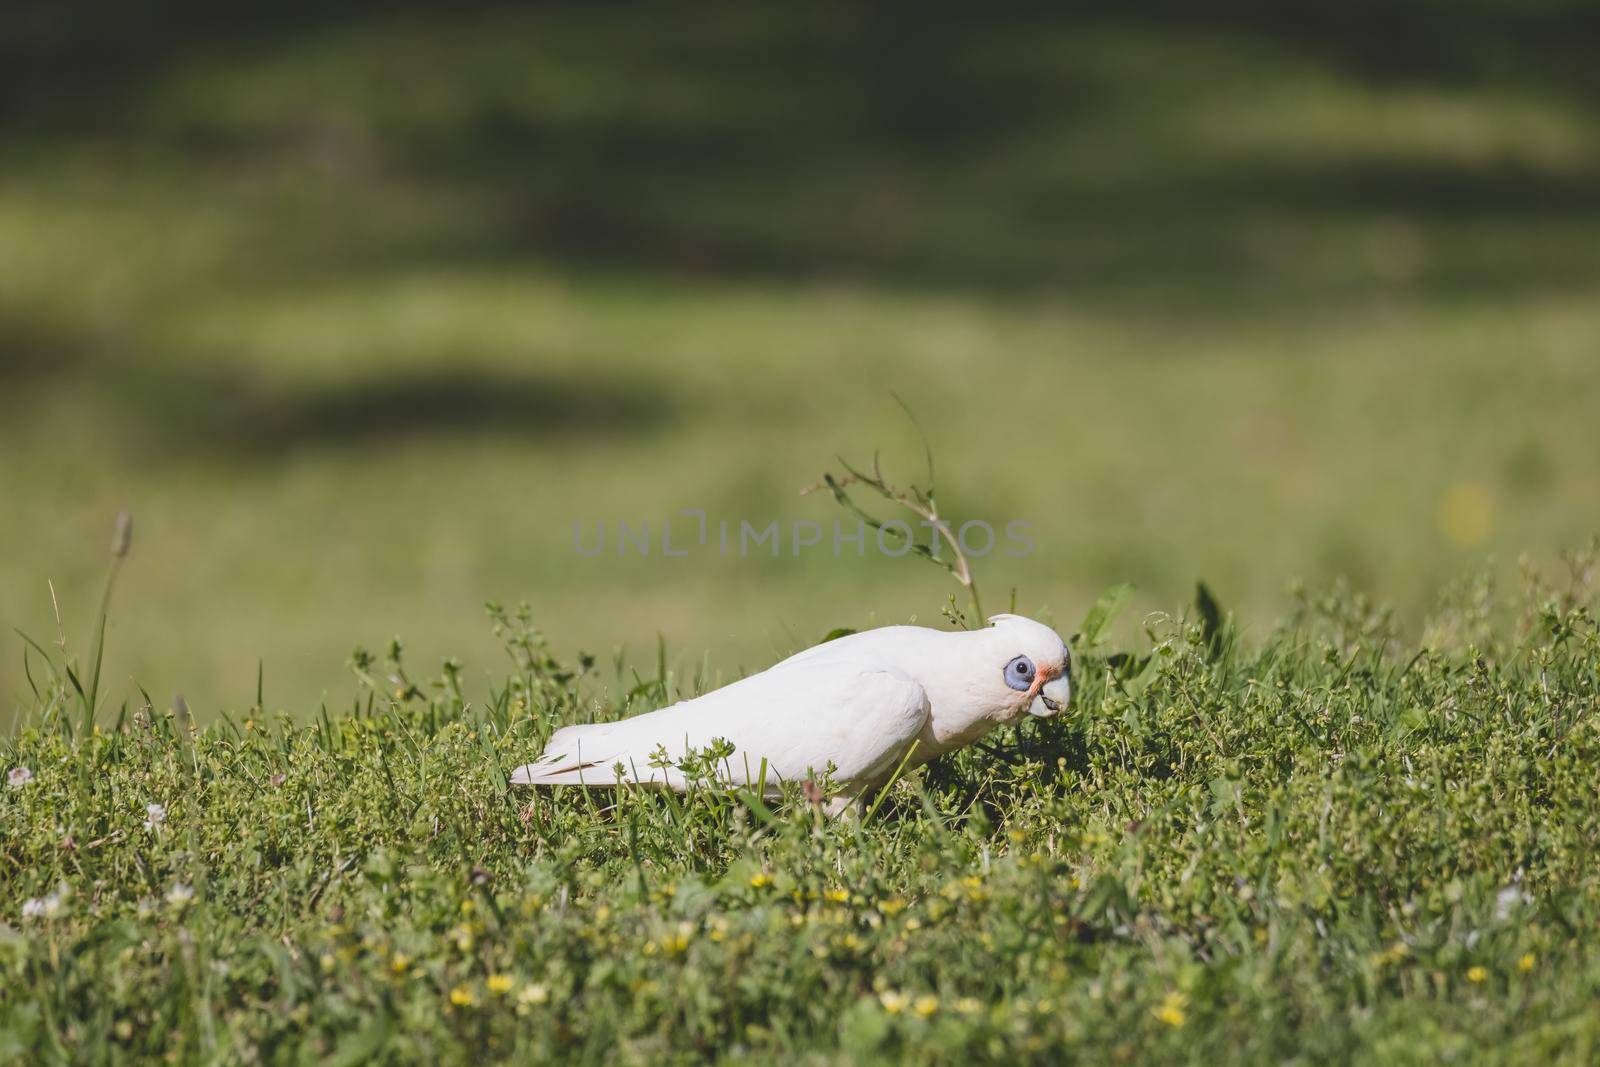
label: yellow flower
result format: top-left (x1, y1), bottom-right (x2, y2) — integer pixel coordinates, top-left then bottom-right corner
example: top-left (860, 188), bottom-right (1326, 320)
top-left (881, 898), bottom-right (906, 916)
top-left (487, 974), bottom-right (514, 995)
top-left (1438, 483), bottom-right (1493, 547)
top-left (662, 924), bottom-right (691, 955)
top-left (749, 872), bottom-right (773, 889)
top-left (1518, 953), bottom-right (1536, 973)
top-left (1467, 966), bottom-right (1488, 983)
top-left (824, 888), bottom-right (849, 904)
top-left (518, 983), bottom-right (550, 1006)
top-left (879, 990), bottom-right (910, 1015)
top-left (390, 953), bottom-right (412, 975)
top-left (954, 997), bottom-right (983, 1015)
top-left (1371, 941), bottom-right (1410, 967)
top-left (449, 986), bottom-right (475, 1008)
top-left (1154, 991), bottom-right (1186, 1027)
top-left (913, 995), bottom-right (940, 1018)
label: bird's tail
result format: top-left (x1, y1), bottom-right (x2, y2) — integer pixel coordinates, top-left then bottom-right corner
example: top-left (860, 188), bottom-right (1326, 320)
top-left (509, 720), bottom-right (666, 787)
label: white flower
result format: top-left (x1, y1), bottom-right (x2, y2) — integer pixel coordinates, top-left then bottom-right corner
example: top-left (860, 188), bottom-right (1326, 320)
top-left (165, 883), bottom-right (195, 906)
top-left (1495, 884), bottom-right (1530, 922)
top-left (145, 803), bottom-right (167, 829)
top-left (22, 890), bottom-right (64, 919)
top-left (8, 767), bottom-right (33, 788)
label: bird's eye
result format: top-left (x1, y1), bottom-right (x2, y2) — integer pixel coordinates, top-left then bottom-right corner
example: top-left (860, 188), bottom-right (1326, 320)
top-left (1003, 655), bottom-right (1035, 692)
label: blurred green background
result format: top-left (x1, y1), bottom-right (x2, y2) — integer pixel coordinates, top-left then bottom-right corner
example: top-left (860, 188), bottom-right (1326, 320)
top-left (3, 1), bottom-right (1599, 718)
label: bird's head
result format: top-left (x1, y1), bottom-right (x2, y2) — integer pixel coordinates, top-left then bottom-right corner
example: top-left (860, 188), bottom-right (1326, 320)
top-left (983, 614), bottom-right (1071, 720)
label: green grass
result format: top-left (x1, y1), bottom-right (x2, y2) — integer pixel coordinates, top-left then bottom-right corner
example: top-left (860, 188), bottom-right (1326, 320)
top-left (5, 4), bottom-right (1600, 716)
top-left (4, 8), bottom-right (1600, 1054)
top-left (4, 551), bottom-right (1600, 1064)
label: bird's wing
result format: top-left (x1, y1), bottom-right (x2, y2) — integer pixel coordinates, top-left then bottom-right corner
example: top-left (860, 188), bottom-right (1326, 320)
top-left (509, 656), bottom-right (929, 792)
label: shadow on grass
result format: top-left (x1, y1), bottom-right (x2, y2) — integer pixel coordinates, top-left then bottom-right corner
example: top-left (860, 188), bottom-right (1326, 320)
top-left (241, 371), bottom-right (670, 450)
top-left (141, 366), bottom-right (678, 456)
top-left (0, 320), bottom-right (677, 456)
top-left (3, 0), bottom-right (1600, 454)
top-left (6, 2), bottom-right (1600, 298)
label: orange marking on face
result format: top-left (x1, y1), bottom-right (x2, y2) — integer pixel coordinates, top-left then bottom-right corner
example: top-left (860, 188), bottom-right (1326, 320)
top-left (1022, 663), bottom-right (1061, 704)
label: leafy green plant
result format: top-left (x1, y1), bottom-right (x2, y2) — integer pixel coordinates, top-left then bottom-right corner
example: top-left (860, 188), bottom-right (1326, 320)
top-left (5, 547), bottom-right (1600, 1064)
top-left (14, 512), bottom-right (133, 741)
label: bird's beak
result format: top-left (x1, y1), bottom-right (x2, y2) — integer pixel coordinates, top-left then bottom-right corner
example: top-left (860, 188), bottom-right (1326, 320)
top-left (1028, 673), bottom-right (1071, 718)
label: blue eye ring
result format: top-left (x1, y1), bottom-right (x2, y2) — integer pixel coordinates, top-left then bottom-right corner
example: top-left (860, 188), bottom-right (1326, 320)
top-left (1003, 655), bottom-right (1035, 692)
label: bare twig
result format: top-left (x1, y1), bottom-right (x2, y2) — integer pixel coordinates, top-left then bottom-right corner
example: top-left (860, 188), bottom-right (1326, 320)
top-left (802, 404), bottom-right (984, 626)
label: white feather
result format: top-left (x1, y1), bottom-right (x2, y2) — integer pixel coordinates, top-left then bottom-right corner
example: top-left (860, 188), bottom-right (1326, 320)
top-left (509, 615), bottom-right (1070, 798)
